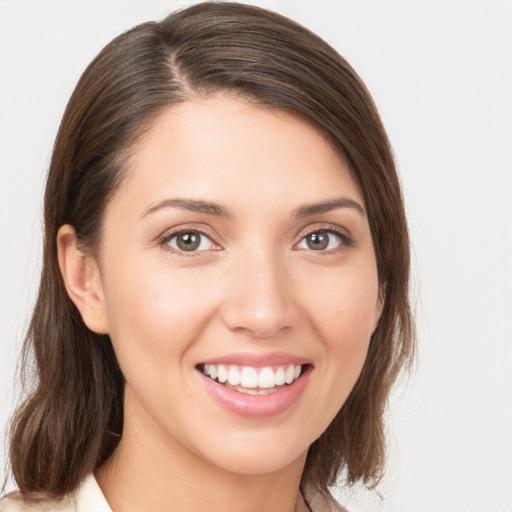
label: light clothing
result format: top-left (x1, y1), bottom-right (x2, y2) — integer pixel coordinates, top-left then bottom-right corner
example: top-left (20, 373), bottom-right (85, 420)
top-left (303, 482), bottom-right (348, 512)
top-left (0, 476), bottom-right (110, 512)
top-left (0, 474), bottom-right (347, 511)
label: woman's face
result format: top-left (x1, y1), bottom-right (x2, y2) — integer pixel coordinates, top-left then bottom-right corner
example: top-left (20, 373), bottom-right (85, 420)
top-left (95, 96), bottom-right (381, 475)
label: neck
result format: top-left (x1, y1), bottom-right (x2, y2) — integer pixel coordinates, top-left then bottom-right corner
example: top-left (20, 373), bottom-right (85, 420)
top-left (95, 399), bottom-right (309, 512)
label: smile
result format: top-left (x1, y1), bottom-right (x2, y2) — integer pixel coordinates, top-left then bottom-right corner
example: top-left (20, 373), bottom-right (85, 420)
top-left (196, 355), bottom-right (312, 418)
top-left (201, 364), bottom-right (303, 395)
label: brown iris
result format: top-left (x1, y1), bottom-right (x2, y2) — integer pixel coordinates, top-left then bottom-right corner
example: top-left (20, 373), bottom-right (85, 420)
top-left (176, 232), bottom-right (201, 251)
top-left (306, 232), bottom-right (329, 250)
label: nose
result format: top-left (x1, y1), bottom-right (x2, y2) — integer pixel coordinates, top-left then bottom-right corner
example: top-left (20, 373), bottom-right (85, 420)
top-left (221, 251), bottom-right (298, 338)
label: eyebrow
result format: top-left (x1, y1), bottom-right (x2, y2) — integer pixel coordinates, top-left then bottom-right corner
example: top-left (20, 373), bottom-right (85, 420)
top-left (139, 196), bottom-right (364, 220)
top-left (294, 197), bottom-right (365, 218)
top-left (139, 198), bottom-right (232, 219)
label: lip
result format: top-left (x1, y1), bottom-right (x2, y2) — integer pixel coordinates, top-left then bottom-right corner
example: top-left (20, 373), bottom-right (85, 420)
top-left (199, 351), bottom-right (311, 368)
top-left (196, 359), bottom-right (312, 418)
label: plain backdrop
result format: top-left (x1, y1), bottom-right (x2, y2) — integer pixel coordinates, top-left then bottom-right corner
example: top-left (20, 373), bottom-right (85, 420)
top-left (0, 1), bottom-right (511, 511)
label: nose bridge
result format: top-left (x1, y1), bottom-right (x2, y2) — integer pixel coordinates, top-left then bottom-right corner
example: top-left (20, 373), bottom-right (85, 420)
top-left (222, 244), bottom-right (296, 338)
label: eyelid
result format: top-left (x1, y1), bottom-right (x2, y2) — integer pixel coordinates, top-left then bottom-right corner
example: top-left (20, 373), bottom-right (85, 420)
top-left (299, 223), bottom-right (350, 238)
top-left (157, 224), bottom-right (223, 256)
top-left (156, 222), bottom-right (353, 256)
top-left (294, 223), bottom-right (354, 251)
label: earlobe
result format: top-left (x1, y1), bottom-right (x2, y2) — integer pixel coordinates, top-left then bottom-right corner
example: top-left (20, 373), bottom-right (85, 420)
top-left (57, 224), bottom-right (110, 334)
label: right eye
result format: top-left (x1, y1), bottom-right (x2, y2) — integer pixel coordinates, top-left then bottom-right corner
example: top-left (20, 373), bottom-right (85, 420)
top-left (164, 231), bottom-right (217, 253)
top-left (296, 230), bottom-right (344, 252)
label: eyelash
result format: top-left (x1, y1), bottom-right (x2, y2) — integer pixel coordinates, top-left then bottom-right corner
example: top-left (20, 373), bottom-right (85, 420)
top-left (157, 224), bottom-right (354, 257)
top-left (157, 227), bottom-right (220, 257)
top-left (297, 225), bottom-right (354, 254)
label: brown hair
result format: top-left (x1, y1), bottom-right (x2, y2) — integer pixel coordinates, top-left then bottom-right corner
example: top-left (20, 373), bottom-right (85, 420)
top-left (8, 1), bottom-right (414, 502)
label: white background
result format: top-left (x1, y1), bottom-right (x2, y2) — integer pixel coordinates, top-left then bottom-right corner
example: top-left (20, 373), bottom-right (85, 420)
top-left (0, 1), bottom-right (510, 511)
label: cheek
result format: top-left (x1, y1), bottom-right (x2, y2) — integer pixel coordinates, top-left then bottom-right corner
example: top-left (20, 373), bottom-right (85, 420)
top-left (303, 260), bottom-right (379, 415)
top-left (306, 259), bottom-right (380, 344)
top-left (99, 259), bottom-right (217, 432)
top-left (101, 258), bottom-right (220, 370)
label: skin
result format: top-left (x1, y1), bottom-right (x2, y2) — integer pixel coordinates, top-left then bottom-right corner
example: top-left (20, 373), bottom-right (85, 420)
top-left (58, 96), bottom-right (382, 512)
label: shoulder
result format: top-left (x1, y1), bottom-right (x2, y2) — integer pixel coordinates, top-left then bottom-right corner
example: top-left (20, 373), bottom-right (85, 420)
top-left (303, 482), bottom-right (349, 512)
top-left (0, 474), bottom-right (110, 512)
top-left (0, 492), bottom-right (76, 512)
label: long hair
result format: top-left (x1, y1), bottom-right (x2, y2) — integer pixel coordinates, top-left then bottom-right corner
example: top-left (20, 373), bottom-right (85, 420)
top-left (8, 2), bottom-right (414, 501)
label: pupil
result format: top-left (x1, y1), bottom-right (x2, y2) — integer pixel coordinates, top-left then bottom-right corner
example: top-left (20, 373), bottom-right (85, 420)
top-left (307, 232), bottom-right (328, 250)
top-left (178, 232), bottom-right (200, 251)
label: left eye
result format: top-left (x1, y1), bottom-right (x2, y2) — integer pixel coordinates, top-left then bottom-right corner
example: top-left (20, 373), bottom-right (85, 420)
top-left (166, 231), bottom-right (216, 252)
top-left (296, 231), bottom-right (343, 251)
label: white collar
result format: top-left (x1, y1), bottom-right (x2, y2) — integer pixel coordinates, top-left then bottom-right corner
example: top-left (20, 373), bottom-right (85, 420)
top-left (73, 476), bottom-right (345, 512)
top-left (1, 474), bottom-right (345, 512)
top-left (74, 476), bottom-right (347, 512)
top-left (75, 474), bottom-right (112, 512)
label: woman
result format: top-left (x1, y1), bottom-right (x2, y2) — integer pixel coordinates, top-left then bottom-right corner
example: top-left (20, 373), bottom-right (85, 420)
top-left (1, 3), bottom-right (414, 511)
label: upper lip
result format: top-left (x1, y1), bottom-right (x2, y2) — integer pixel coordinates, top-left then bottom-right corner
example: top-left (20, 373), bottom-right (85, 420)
top-left (198, 351), bottom-right (312, 368)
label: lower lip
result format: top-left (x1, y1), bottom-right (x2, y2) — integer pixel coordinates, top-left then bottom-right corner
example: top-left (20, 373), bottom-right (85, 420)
top-left (197, 368), bottom-right (311, 418)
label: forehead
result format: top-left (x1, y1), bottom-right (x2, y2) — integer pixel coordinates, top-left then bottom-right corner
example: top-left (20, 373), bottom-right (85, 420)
top-left (111, 96), bottom-right (363, 216)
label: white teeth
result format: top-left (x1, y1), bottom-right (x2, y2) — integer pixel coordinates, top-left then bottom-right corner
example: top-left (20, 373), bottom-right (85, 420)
top-left (240, 387), bottom-right (258, 395)
top-left (240, 367), bottom-right (258, 388)
top-left (258, 367), bottom-right (275, 388)
top-left (258, 388), bottom-right (278, 395)
top-left (225, 383), bottom-right (279, 395)
top-left (275, 367), bottom-right (285, 386)
top-left (202, 363), bottom-right (304, 390)
top-left (217, 364), bottom-right (228, 383)
top-left (228, 366), bottom-right (241, 386)
top-left (285, 365), bottom-right (295, 384)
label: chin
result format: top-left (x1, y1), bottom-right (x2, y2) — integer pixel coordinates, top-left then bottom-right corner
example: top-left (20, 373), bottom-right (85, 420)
top-left (192, 428), bottom-right (311, 476)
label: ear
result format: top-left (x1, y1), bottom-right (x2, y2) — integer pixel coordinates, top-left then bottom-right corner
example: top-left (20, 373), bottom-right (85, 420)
top-left (57, 224), bottom-right (110, 334)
